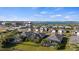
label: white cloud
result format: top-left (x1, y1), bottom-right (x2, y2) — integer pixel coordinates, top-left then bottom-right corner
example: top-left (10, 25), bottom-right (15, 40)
top-left (68, 11), bottom-right (76, 14)
top-left (50, 15), bottom-right (55, 18)
top-left (55, 14), bottom-right (62, 16)
top-left (64, 16), bottom-right (70, 19)
top-left (0, 16), bottom-right (27, 21)
top-left (34, 14), bottom-right (42, 17)
top-left (50, 14), bottom-right (62, 18)
top-left (23, 17), bottom-right (32, 21)
top-left (0, 16), bottom-right (6, 21)
top-left (63, 15), bottom-right (74, 21)
top-left (40, 11), bottom-right (47, 14)
top-left (54, 7), bottom-right (63, 11)
top-left (0, 16), bottom-right (5, 18)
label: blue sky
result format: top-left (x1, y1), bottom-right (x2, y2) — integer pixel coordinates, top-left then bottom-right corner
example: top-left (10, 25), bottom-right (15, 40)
top-left (0, 7), bottom-right (79, 21)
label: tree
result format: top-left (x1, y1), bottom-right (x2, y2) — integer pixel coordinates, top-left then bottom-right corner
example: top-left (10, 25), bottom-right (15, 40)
top-left (5, 22), bottom-right (12, 27)
top-left (57, 37), bottom-right (68, 50)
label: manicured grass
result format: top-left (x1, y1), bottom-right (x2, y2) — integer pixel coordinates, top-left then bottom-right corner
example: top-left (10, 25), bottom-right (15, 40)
top-left (12, 42), bottom-right (56, 51)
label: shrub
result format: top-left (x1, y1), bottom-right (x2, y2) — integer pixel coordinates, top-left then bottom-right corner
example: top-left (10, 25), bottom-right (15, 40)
top-left (41, 39), bottom-right (51, 47)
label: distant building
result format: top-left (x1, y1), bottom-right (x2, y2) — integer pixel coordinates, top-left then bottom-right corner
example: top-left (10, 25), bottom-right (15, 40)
top-left (40, 27), bottom-right (44, 33)
top-left (26, 21), bottom-right (33, 32)
top-left (58, 26), bottom-right (64, 29)
top-left (17, 21), bottom-right (33, 32)
top-left (39, 26), bottom-right (47, 33)
top-left (1, 22), bottom-right (6, 25)
top-left (72, 30), bottom-right (79, 36)
top-left (12, 22), bottom-right (17, 27)
top-left (65, 26), bottom-right (71, 29)
top-left (52, 26), bottom-right (57, 29)
top-left (58, 29), bottom-right (65, 35)
top-left (51, 29), bottom-right (56, 34)
top-left (33, 26), bottom-right (40, 33)
top-left (25, 21), bottom-right (32, 27)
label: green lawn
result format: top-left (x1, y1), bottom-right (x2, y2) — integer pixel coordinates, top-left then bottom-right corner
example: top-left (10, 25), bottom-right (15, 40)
top-left (12, 42), bottom-right (56, 51)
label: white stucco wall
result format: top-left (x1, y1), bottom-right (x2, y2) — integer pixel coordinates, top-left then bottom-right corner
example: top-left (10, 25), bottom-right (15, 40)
top-left (58, 30), bottom-right (62, 34)
top-left (77, 32), bottom-right (79, 36)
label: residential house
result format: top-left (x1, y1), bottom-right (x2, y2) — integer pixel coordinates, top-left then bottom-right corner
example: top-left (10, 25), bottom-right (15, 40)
top-left (51, 29), bottom-right (56, 35)
top-left (69, 31), bottom-right (79, 45)
top-left (65, 26), bottom-right (72, 29)
top-left (58, 29), bottom-right (65, 35)
top-left (41, 34), bottom-right (65, 47)
top-left (58, 26), bottom-right (64, 29)
top-left (40, 26), bottom-right (47, 33)
top-left (33, 26), bottom-right (40, 33)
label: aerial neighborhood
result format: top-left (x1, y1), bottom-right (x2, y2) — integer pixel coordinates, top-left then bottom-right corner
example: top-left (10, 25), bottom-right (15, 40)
top-left (0, 21), bottom-right (79, 50)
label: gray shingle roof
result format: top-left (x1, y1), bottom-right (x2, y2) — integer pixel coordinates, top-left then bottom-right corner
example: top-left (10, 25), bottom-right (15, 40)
top-left (47, 34), bottom-right (64, 43)
top-left (69, 35), bottom-right (79, 44)
top-left (47, 36), bottom-right (60, 43)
